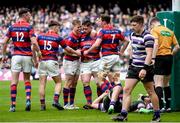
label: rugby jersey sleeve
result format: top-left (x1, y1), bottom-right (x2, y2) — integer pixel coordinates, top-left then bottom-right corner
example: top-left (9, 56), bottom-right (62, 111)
top-left (117, 30), bottom-right (125, 41)
top-left (29, 25), bottom-right (36, 38)
top-left (59, 37), bottom-right (67, 49)
top-left (96, 29), bottom-right (104, 39)
top-left (144, 33), bottom-right (154, 48)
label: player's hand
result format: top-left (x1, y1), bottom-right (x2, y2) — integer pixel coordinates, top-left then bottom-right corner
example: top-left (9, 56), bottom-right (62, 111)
top-left (139, 69), bottom-right (146, 80)
top-left (83, 50), bottom-right (89, 56)
top-left (33, 60), bottom-right (39, 68)
top-left (119, 51), bottom-right (124, 56)
top-left (75, 49), bottom-right (81, 57)
top-left (151, 59), bottom-right (155, 65)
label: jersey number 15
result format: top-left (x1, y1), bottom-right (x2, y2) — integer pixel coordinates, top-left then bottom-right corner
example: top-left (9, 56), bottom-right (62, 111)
top-left (44, 40), bottom-right (52, 50)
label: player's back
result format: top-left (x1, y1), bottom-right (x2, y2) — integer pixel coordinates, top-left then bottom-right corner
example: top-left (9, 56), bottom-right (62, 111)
top-left (37, 31), bottom-right (66, 61)
top-left (151, 25), bottom-right (177, 56)
top-left (6, 20), bottom-right (35, 56)
top-left (98, 25), bottom-right (125, 56)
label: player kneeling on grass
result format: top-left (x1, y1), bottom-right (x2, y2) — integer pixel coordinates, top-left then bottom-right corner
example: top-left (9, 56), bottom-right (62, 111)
top-left (36, 20), bottom-right (81, 111)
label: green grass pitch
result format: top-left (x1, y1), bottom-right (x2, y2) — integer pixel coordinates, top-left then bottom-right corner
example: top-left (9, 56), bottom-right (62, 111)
top-left (0, 80), bottom-right (180, 122)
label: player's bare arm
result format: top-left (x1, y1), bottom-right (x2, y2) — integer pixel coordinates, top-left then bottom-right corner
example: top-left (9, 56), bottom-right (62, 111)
top-left (119, 37), bottom-right (130, 55)
top-left (84, 38), bottom-right (102, 56)
top-left (1, 36), bottom-right (10, 62)
top-left (172, 34), bottom-right (180, 55)
top-left (139, 47), bottom-right (153, 79)
top-left (64, 46), bottom-right (81, 57)
top-left (30, 36), bottom-right (42, 58)
top-left (152, 38), bottom-right (159, 58)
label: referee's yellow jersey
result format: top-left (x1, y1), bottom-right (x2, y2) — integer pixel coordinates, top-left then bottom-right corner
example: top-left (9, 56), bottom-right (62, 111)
top-left (151, 25), bottom-right (178, 56)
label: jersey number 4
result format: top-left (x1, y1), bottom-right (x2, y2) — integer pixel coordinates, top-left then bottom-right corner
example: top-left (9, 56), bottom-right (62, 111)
top-left (44, 40), bottom-right (52, 50)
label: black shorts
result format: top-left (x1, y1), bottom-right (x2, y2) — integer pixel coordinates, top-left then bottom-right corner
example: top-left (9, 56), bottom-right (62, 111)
top-left (154, 55), bottom-right (173, 75)
top-left (126, 65), bottom-right (154, 83)
top-left (103, 95), bottom-right (122, 113)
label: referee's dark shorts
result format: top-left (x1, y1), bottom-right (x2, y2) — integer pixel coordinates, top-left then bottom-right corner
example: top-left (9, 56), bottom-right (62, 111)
top-left (154, 55), bottom-right (173, 75)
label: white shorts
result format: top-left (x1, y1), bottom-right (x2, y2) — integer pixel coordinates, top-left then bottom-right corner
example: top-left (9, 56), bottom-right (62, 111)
top-left (80, 60), bottom-right (100, 74)
top-left (63, 59), bottom-right (80, 75)
top-left (11, 55), bottom-right (33, 73)
top-left (38, 60), bottom-right (60, 77)
top-left (99, 55), bottom-right (120, 72)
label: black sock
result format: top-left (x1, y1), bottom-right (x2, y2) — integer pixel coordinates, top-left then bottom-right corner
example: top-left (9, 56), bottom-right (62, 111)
top-left (155, 87), bottom-right (164, 109)
top-left (164, 86), bottom-right (171, 109)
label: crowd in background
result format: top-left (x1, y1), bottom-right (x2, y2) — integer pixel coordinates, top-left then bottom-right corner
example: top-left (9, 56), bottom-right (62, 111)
top-left (0, 2), bottom-right (170, 72)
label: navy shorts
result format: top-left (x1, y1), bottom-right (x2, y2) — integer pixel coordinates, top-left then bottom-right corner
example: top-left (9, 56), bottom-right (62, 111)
top-left (154, 55), bottom-right (173, 75)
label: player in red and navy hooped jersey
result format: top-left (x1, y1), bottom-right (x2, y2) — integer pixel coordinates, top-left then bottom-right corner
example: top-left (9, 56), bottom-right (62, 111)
top-left (63, 19), bottom-right (81, 109)
top-left (79, 20), bottom-right (101, 109)
top-left (1, 8), bottom-right (41, 112)
top-left (37, 20), bottom-right (81, 111)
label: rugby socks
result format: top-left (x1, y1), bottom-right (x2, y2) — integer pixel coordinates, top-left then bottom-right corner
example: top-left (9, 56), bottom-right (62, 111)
top-left (54, 93), bottom-right (60, 103)
top-left (10, 84), bottom-right (17, 107)
top-left (84, 86), bottom-right (92, 104)
top-left (164, 86), bottom-right (171, 109)
top-left (154, 110), bottom-right (160, 118)
top-left (25, 81), bottom-right (31, 102)
top-left (121, 109), bottom-right (128, 117)
top-left (40, 99), bottom-right (45, 106)
top-left (63, 88), bottom-right (69, 106)
top-left (155, 86), bottom-right (164, 109)
top-left (70, 88), bottom-right (76, 105)
top-left (110, 101), bottom-right (115, 106)
top-left (97, 86), bottom-right (102, 97)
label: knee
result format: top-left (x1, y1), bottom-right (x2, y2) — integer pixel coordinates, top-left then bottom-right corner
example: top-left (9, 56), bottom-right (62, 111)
top-left (39, 89), bottom-right (45, 96)
top-left (146, 89), bottom-right (154, 97)
top-left (123, 87), bottom-right (131, 95)
top-left (64, 82), bottom-right (71, 88)
top-left (97, 71), bottom-right (107, 81)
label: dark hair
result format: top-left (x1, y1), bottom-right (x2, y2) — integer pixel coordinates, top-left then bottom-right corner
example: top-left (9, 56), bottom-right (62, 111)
top-left (101, 15), bottom-right (111, 24)
top-left (130, 15), bottom-right (144, 24)
top-left (49, 20), bottom-right (60, 27)
top-left (82, 20), bottom-right (92, 26)
top-left (19, 8), bottom-right (30, 17)
top-left (149, 17), bottom-right (160, 25)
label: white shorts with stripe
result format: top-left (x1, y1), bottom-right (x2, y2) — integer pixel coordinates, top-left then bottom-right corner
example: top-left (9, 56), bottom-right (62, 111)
top-left (80, 60), bottom-right (100, 74)
top-left (38, 60), bottom-right (60, 77)
top-left (11, 55), bottom-right (33, 73)
top-left (63, 59), bottom-right (80, 75)
top-left (99, 55), bottom-right (120, 72)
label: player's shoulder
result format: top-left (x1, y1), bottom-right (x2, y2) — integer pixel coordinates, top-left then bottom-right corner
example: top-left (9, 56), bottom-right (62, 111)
top-left (90, 30), bottom-right (97, 38)
top-left (142, 30), bottom-right (153, 37)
